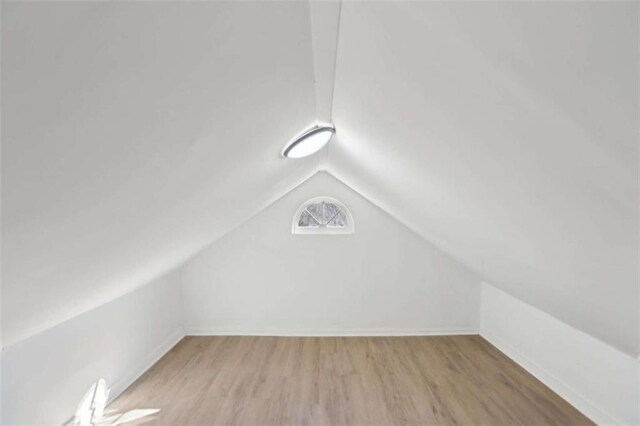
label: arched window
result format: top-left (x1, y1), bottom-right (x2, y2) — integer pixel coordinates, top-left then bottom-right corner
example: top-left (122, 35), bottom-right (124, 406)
top-left (292, 197), bottom-right (354, 235)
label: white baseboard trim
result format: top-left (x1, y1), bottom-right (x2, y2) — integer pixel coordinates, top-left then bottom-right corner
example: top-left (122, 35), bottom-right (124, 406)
top-left (108, 327), bottom-right (185, 402)
top-left (481, 330), bottom-right (620, 426)
top-left (185, 327), bottom-right (478, 337)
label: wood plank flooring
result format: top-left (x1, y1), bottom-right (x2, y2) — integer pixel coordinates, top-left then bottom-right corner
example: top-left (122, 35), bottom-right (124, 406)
top-left (109, 336), bottom-right (592, 425)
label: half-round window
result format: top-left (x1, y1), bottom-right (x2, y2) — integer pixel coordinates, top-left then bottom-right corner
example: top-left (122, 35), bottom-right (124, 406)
top-left (292, 197), bottom-right (354, 235)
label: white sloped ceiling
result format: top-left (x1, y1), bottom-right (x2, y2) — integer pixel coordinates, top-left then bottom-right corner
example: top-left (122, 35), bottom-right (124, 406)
top-left (328, 1), bottom-right (638, 355)
top-left (1, 1), bottom-right (320, 346)
top-left (2, 1), bottom-right (637, 358)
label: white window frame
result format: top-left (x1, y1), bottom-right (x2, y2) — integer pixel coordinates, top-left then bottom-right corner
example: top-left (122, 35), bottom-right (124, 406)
top-left (292, 196), bottom-right (355, 235)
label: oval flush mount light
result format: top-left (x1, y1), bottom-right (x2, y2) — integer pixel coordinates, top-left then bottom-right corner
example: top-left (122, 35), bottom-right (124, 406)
top-left (283, 124), bottom-right (335, 158)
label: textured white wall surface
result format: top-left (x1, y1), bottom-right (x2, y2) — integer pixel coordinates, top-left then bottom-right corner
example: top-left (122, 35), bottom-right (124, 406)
top-left (480, 283), bottom-right (639, 426)
top-left (1, 271), bottom-right (183, 426)
top-left (181, 172), bottom-right (481, 335)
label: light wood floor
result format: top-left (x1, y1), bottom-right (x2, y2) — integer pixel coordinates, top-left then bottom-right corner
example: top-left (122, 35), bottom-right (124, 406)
top-left (110, 336), bottom-right (592, 425)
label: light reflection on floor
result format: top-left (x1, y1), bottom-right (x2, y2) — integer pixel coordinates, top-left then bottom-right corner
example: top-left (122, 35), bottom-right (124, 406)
top-left (69, 379), bottom-right (160, 426)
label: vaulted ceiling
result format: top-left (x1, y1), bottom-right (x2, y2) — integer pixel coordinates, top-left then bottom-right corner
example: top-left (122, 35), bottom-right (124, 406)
top-left (2, 1), bottom-right (637, 355)
top-left (2, 1), bottom-right (319, 347)
top-left (328, 1), bottom-right (638, 355)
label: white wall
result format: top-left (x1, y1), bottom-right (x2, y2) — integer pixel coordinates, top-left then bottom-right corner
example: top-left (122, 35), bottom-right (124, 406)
top-left (181, 172), bottom-right (481, 335)
top-left (480, 283), bottom-right (639, 426)
top-left (1, 271), bottom-right (183, 426)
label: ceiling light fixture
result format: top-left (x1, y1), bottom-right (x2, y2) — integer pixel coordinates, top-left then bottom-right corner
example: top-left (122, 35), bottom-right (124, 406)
top-left (282, 124), bottom-right (335, 158)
